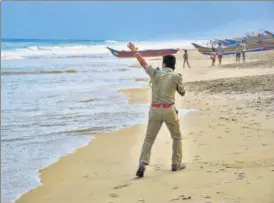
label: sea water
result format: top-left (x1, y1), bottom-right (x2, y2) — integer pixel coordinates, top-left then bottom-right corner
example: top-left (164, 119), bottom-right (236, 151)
top-left (1, 39), bottom-right (198, 202)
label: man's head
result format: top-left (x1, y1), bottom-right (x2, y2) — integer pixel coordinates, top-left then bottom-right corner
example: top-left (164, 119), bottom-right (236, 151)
top-left (218, 42), bottom-right (222, 46)
top-left (163, 55), bottom-right (176, 69)
top-left (184, 49), bottom-right (187, 53)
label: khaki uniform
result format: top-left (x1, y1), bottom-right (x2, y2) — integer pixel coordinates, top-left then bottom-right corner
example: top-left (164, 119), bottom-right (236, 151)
top-left (139, 66), bottom-right (185, 166)
top-left (183, 53), bottom-right (190, 68)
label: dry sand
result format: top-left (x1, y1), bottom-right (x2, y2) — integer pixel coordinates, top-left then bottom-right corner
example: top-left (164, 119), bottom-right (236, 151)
top-left (16, 50), bottom-right (274, 203)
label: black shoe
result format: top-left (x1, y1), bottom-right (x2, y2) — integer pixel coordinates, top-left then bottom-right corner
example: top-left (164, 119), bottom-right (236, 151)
top-left (136, 162), bottom-right (146, 178)
top-left (171, 164), bottom-right (186, 172)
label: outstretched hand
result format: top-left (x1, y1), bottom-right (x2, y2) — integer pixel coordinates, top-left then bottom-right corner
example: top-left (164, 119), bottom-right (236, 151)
top-left (127, 42), bottom-right (148, 68)
top-left (127, 42), bottom-right (138, 53)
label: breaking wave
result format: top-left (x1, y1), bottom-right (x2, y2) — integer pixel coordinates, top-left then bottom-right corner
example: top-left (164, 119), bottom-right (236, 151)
top-left (1, 69), bottom-right (78, 76)
top-left (1, 40), bottom-right (206, 60)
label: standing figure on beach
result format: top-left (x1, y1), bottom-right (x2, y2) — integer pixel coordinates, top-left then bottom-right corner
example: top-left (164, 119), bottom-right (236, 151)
top-left (217, 42), bottom-right (224, 65)
top-left (210, 48), bottom-right (217, 66)
top-left (240, 40), bottom-right (247, 62)
top-left (236, 45), bottom-right (241, 63)
top-left (127, 42), bottom-right (186, 178)
top-left (183, 50), bottom-right (191, 68)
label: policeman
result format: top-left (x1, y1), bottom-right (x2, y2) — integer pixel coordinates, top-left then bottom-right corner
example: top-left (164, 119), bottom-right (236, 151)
top-left (127, 42), bottom-right (186, 178)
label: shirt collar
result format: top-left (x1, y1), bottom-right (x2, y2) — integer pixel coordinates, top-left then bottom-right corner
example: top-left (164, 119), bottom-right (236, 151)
top-left (162, 67), bottom-right (174, 72)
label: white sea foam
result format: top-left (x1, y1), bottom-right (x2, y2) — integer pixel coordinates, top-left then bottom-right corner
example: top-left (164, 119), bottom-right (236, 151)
top-left (1, 40), bottom-right (208, 60)
top-left (2, 37), bottom-right (203, 202)
top-left (105, 40), bottom-right (119, 43)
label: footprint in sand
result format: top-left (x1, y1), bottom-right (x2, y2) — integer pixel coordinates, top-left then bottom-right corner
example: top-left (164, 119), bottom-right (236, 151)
top-left (170, 195), bottom-right (191, 201)
top-left (109, 193), bottom-right (119, 198)
top-left (113, 183), bottom-right (131, 190)
top-left (172, 186), bottom-right (179, 190)
top-left (152, 164), bottom-right (162, 171)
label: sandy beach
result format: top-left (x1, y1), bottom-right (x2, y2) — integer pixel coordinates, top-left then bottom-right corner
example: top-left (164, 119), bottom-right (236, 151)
top-left (16, 50), bottom-right (274, 203)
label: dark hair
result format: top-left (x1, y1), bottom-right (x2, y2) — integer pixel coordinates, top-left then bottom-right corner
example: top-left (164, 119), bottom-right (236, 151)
top-left (212, 48), bottom-right (215, 51)
top-left (184, 49), bottom-right (187, 52)
top-left (163, 55), bottom-right (176, 69)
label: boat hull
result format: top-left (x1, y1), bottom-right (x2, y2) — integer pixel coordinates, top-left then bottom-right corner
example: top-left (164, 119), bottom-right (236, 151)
top-left (107, 47), bottom-right (179, 58)
top-left (192, 42), bottom-right (274, 56)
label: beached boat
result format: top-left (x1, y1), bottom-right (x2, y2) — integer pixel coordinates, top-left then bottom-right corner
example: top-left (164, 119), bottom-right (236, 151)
top-left (215, 31), bottom-right (274, 47)
top-left (106, 47), bottom-right (179, 58)
top-left (265, 30), bottom-right (274, 38)
top-left (192, 43), bottom-right (265, 56)
top-left (192, 30), bottom-right (274, 55)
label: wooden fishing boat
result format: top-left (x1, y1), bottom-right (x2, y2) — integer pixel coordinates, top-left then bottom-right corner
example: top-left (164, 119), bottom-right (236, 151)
top-left (265, 31), bottom-right (274, 38)
top-left (261, 42), bottom-right (274, 50)
top-left (107, 47), bottom-right (179, 58)
top-left (192, 43), bottom-right (268, 56)
top-left (193, 31), bottom-right (274, 55)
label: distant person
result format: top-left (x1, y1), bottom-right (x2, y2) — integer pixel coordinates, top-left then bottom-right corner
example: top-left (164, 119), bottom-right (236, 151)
top-left (236, 45), bottom-right (241, 63)
top-left (217, 42), bottom-right (224, 65)
top-left (240, 40), bottom-right (247, 62)
top-left (183, 50), bottom-right (191, 68)
top-left (210, 48), bottom-right (217, 66)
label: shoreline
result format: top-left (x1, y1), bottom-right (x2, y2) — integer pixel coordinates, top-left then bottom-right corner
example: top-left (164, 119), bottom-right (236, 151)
top-left (9, 86), bottom-right (147, 203)
top-left (15, 50), bottom-right (274, 203)
top-left (13, 88), bottom-right (195, 203)
top-left (14, 103), bottom-right (199, 203)
top-left (3, 72), bottom-right (147, 203)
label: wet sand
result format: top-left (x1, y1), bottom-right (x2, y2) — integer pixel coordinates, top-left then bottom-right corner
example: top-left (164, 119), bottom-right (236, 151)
top-left (16, 50), bottom-right (274, 203)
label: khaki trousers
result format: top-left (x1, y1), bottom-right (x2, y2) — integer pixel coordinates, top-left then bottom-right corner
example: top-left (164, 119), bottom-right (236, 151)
top-left (183, 59), bottom-right (190, 68)
top-left (139, 106), bottom-right (182, 166)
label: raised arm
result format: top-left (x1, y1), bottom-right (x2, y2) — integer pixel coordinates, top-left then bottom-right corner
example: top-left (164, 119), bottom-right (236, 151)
top-left (127, 42), bottom-right (157, 77)
top-left (127, 42), bottom-right (148, 69)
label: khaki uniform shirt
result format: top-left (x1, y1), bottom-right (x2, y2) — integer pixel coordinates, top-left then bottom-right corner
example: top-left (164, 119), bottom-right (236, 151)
top-left (145, 65), bottom-right (185, 104)
top-left (183, 53), bottom-right (188, 60)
